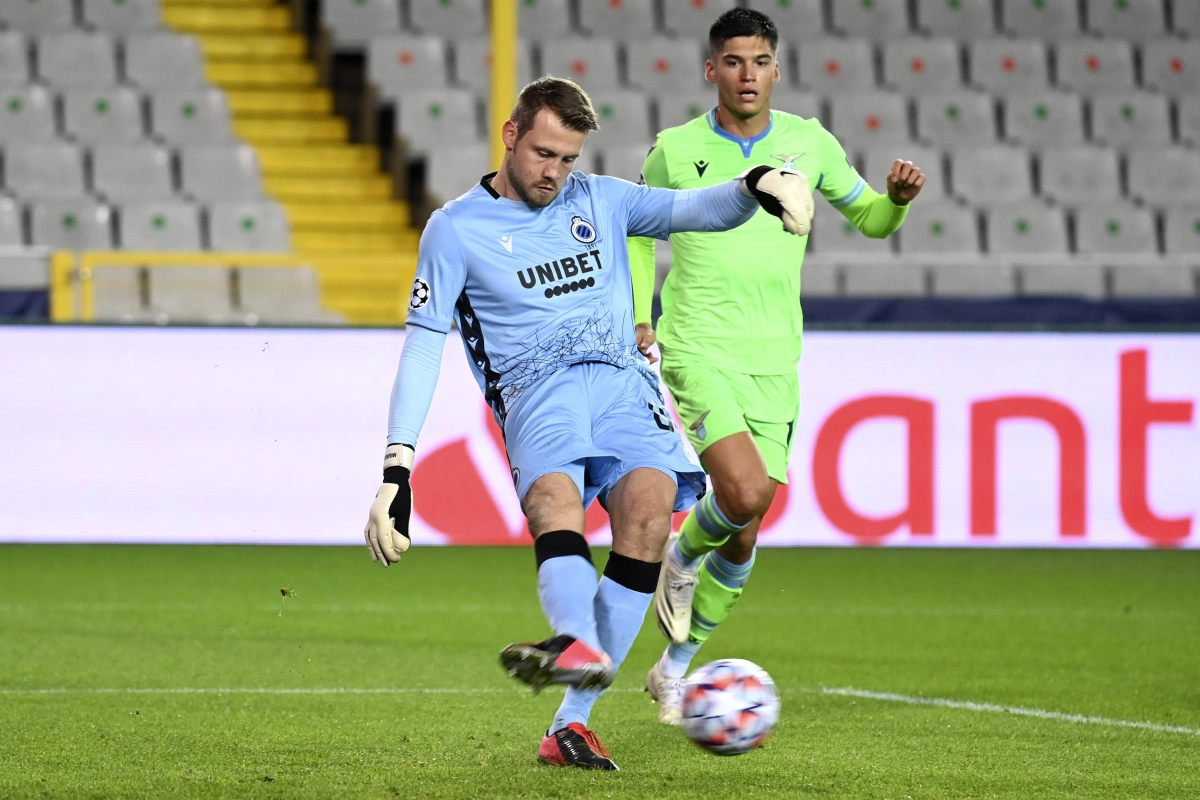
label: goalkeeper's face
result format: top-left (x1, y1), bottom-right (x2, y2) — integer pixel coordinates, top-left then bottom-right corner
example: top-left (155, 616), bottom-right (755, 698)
top-left (505, 109), bottom-right (587, 208)
top-left (706, 36), bottom-right (779, 121)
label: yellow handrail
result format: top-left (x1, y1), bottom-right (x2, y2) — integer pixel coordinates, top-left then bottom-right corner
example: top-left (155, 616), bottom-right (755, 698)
top-left (490, 0), bottom-right (517, 170)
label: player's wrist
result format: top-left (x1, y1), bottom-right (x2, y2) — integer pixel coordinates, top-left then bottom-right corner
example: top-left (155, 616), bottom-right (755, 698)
top-left (383, 443), bottom-right (415, 481)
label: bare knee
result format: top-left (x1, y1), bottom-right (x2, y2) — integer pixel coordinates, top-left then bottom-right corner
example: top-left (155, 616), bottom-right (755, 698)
top-left (715, 476), bottom-right (774, 524)
top-left (523, 473), bottom-right (585, 536)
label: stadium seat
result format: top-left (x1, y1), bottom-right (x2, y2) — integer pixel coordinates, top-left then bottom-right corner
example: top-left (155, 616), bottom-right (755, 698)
top-left (4, 142), bottom-right (84, 199)
top-left (1074, 203), bottom-right (1157, 255)
top-left (770, 91), bottom-right (822, 121)
top-left (862, 145), bottom-right (945, 197)
top-left (1175, 0), bottom-right (1200, 36)
top-left (409, 0), bottom-right (486, 37)
top-left (797, 38), bottom-right (875, 91)
top-left (0, 32), bottom-right (29, 86)
top-left (1141, 40), bottom-right (1200, 96)
top-left (655, 91), bottom-right (714, 131)
top-left (0, 196), bottom-right (23, 245)
top-left (0, 0), bottom-right (75, 33)
top-left (1089, 92), bottom-right (1171, 148)
top-left (1127, 147), bottom-right (1200, 206)
top-left (1084, 0), bottom-right (1165, 41)
top-left (663, 0), bottom-right (739, 39)
top-left (180, 144), bottom-right (264, 202)
top-left (1038, 146), bottom-right (1120, 206)
top-left (600, 144), bottom-right (652, 182)
top-left (323, 0), bottom-right (402, 48)
top-left (746, 0), bottom-right (824, 41)
top-left (578, 0), bottom-right (656, 40)
top-left (368, 36), bottom-right (449, 98)
top-left (150, 89), bottom-right (233, 144)
top-left (843, 262), bottom-right (926, 296)
top-left (588, 92), bottom-right (653, 148)
top-left (1054, 40), bottom-right (1134, 93)
top-left (0, 85), bottom-right (56, 142)
top-left (931, 262), bottom-right (1018, 296)
top-left (426, 142), bottom-right (488, 203)
top-left (969, 39), bottom-right (1048, 92)
top-left (627, 39), bottom-right (706, 93)
top-left (209, 200), bottom-right (290, 252)
top-left (453, 38), bottom-right (533, 94)
top-left (827, 92), bottom-right (910, 150)
top-left (541, 38), bottom-right (620, 91)
top-left (916, 91), bottom-right (995, 146)
top-left (799, 261), bottom-right (840, 296)
top-left (987, 202), bottom-right (1068, 253)
top-left (120, 200), bottom-right (202, 250)
top-left (92, 144), bottom-right (174, 202)
top-left (813, 212), bottom-right (895, 255)
top-left (30, 198), bottom-right (113, 249)
top-left (149, 267), bottom-right (232, 323)
top-left (1109, 264), bottom-right (1198, 298)
top-left (62, 87), bottom-right (143, 143)
top-left (898, 201), bottom-right (980, 253)
top-left (36, 31), bottom-right (117, 88)
top-left (92, 266), bottom-right (148, 322)
top-left (1000, 0), bottom-right (1080, 38)
top-left (396, 90), bottom-right (480, 153)
top-left (81, 0), bottom-right (162, 33)
top-left (1003, 92), bottom-right (1084, 145)
top-left (916, 0), bottom-right (996, 37)
top-left (951, 145), bottom-right (1034, 204)
top-left (1021, 262), bottom-right (1106, 297)
top-left (882, 38), bottom-right (960, 93)
top-left (518, 0), bottom-right (572, 40)
top-left (1163, 206), bottom-right (1200, 255)
top-left (1177, 95), bottom-right (1200, 147)
top-left (124, 33), bottom-right (207, 89)
top-left (238, 266), bottom-right (340, 325)
top-left (830, 0), bottom-right (910, 38)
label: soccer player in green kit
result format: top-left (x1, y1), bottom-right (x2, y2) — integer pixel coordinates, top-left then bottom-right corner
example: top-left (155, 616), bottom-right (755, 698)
top-left (629, 8), bottom-right (927, 725)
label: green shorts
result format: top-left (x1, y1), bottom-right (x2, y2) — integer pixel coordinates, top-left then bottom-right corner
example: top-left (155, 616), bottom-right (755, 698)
top-left (660, 353), bottom-right (800, 485)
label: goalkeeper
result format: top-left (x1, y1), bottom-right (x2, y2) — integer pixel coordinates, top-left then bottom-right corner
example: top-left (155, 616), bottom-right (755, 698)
top-left (631, 8), bottom-right (926, 725)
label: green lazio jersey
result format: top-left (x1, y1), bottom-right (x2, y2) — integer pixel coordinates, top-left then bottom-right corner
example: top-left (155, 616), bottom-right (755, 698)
top-left (628, 108), bottom-right (908, 375)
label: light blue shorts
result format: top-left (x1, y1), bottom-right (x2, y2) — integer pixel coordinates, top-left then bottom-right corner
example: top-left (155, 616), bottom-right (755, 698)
top-left (502, 362), bottom-right (705, 512)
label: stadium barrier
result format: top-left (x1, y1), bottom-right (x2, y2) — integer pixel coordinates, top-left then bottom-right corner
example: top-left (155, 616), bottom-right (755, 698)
top-left (1, 327), bottom-right (1196, 549)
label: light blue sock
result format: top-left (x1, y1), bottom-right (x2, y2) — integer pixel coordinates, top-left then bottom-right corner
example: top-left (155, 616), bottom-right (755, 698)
top-left (551, 576), bottom-right (651, 732)
top-left (537, 555), bottom-right (599, 649)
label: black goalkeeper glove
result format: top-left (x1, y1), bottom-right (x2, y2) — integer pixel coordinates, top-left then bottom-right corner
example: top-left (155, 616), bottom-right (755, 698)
top-left (740, 165), bottom-right (815, 236)
top-left (363, 443), bottom-right (414, 567)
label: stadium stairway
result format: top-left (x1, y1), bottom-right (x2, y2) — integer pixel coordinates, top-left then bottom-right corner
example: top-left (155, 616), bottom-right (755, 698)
top-left (162, 0), bottom-right (417, 324)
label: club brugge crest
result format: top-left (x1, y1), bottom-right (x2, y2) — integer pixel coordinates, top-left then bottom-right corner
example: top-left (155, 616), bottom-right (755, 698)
top-left (570, 215), bottom-right (597, 244)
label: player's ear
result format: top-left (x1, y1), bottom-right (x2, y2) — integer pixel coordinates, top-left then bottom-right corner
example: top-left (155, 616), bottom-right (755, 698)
top-left (502, 119), bottom-right (519, 152)
top-left (704, 59), bottom-right (716, 84)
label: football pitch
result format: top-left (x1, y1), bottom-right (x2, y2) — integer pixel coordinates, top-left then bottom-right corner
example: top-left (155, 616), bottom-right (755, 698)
top-left (1, 545), bottom-right (1197, 799)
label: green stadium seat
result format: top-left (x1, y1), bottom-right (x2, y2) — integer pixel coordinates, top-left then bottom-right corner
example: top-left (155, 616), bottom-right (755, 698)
top-left (586, 91), bottom-right (652, 148)
top-left (655, 90), bottom-right (715, 131)
top-left (830, 0), bottom-right (910, 38)
top-left (408, 0), bottom-right (486, 38)
top-left (119, 200), bottom-right (202, 250)
top-left (1003, 91), bottom-right (1084, 146)
top-left (208, 200), bottom-right (291, 252)
top-left (1074, 204), bottom-right (1157, 255)
top-left (898, 201), bottom-right (980, 253)
top-left (396, 89), bottom-right (480, 153)
top-left (1085, 0), bottom-right (1165, 41)
top-left (1000, 0), bottom-right (1080, 38)
top-left (150, 88), bottom-right (234, 144)
top-left (1089, 92), bottom-right (1171, 148)
top-left (0, 85), bottom-right (56, 142)
top-left (916, 0), bottom-right (996, 38)
top-left (987, 202), bottom-right (1068, 254)
top-left (916, 91), bottom-right (996, 146)
top-left (63, 87), bottom-right (144, 143)
top-left (30, 198), bottom-right (114, 249)
top-left (1163, 206), bottom-right (1200, 256)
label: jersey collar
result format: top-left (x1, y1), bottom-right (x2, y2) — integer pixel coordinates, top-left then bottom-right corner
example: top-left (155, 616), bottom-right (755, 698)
top-left (707, 108), bottom-right (773, 158)
top-left (480, 172), bottom-right (501, 198)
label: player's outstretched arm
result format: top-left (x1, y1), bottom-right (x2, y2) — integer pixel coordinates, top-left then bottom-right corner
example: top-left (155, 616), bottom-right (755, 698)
top-left (739, 166), bottom-right (816, 236)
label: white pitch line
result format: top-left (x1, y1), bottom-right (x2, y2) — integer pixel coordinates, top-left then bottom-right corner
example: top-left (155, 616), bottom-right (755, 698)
top-left (820, 687), bottom-right (1200, 737)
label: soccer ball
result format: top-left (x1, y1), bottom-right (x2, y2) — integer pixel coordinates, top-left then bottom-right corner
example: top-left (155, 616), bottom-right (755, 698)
top-left (680, 659), bottom-right (780, 756)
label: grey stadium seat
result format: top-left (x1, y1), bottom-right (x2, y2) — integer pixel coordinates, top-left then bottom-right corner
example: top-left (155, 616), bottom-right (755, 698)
top-left (82, 0), bottom-right (162, 33)
top-left (124, 33), bottom-right (206, 89)
top-left (812, 212), bottom-right (895, 256)
top-left (843, 262), bottom-right (926, 297)
top-left (1090, 93), bottom-right (1171, 148)
top-left (36, 31), bottom-right (117, 88)
top-left (396, 90), bottom-right (480, 153)
top-left (180, 144), bottom-right (264, 202)
top-left (916, 91), bottom-right (995, 146)
top-left (1127, 147), bottom-right (1200, 207)
top-left (1164, 207), bottom-right (1200, 256)
top-left (1074, 204), bottom-right (1157, 255)
top-left (518, 0), bottom-right (571, 40)
top-left (746, 0), bottom-right (824, 41)
top-left (63, 87), bottom-right (144, 143)
top-left (0, 196), bottom-right (23, 245)
top-left (883, 38), bottom-right (960, 94)
top-left (0, 31), bottom-right (29, 86)
top-left (600, 144), bottom-right (653, 183)
top-left (1054, 40), bottom-right (1133, 93)
top-left (453, 38), bottom-right (532, 95)
top-left (770, 91), bottom-right (822, 122)
top-left (1022, 262), bottom-right (1106, 298)
top-left (798, 38), bottom-right (874, 92)
top-left (663, 0), bottom-right (739, 39)
top-left (898, 202), bottom-right (980, 253)
top-left (0, 0), bottom-right (75, 33)
top-left (1176, 0), bottom-right (1200, 36)
top-left (1000, 0), bottom-right (1080, 38)
top-left (149, 266), bottom-right (233, 323)
top-left (323, 0), bottom-right (401, 49)
top-left (92, 266), bottom-right (148, 323)
top-left (1085, 0), bottom-right (1165, 41)
top-left (30, 198), bottom-right (113, 249)
top-left (578, 0), bottom-right (656, 40)
top-left (951, 145), bottom-right (1034, 205)
top-left (627, 39), bottom-right (706, 93)
top-left (970, 39), bottom-right (1047, 92)
top-left (150, 89), bottom-right (233, 143)
top-left (830, 0), bottom-right (910, 38)
top-left (862, 144), bottom-right (945, 197)
top-left (931, 262), bottom-right (1017, 296)
top-left (4, 142), bottom-right (85, 199)
top-left (0, 85), bottom-right (55, 142)
top-left (589, 92), bottom-right (653, 148)
top-left (1110, 264), bottom-right (1199, 298)
top-left (987, 202), bottom-right (1068, 254)
top-left (426, 143), bottom-right (488, 203)
top-left (827, 92), bottom-right (910, 150)
top-left (1038, 146), bottom-right (1120, 206)
top-left (209, 200), bottom-right (290, 251)
top-left (656, 91), bottom-right (714, 131)
top-left (916, 0), bottom-right (996, 37)
top-left (369, 36), bottom-right (449, 98)
top-left (1177, 95), bottom-right (1200, 147)
top-left (92, 144), bottom-right (174, 202)
top-left (541, 38), bottom-right (620, 91)
top-left (799, 261), bottom-right (839, 296)
top-left (120, 200), bottom-right (202, 250)
top-left (238, 266), bottom-right (341, 325)
top-left (1003, 92), bottom-right (1084, 146)
top-left (1141, 41), bottom-right (1200, 96)
top-left (408, 0), bottom-right (485, 38)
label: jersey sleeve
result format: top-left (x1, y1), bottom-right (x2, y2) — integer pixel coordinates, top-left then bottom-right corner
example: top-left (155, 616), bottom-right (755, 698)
top-left (628, 142), bottom-right (668, 326)
top-left (813, 123), bottom-right (869, 212)
top-left (591, 173), bottom-right (676, 241)
top-left (405, 209), bottom-right (467, 334)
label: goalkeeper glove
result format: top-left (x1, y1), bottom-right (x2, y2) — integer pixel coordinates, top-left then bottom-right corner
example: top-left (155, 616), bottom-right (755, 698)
top-left (364, 443), bottom-right (414, 567)
top-left (741, 165), bottom-right (815, 236)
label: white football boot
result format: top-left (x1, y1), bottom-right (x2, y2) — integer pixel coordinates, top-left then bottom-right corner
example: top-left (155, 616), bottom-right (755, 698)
top-left (653, 531), bottom-right (700, 645)
top-left (645, 659), bottom-right (685, 726)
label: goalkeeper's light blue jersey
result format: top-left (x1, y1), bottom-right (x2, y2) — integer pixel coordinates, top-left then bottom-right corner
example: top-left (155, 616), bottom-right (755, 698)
top-left (406, 171), bottom-right (677, 423)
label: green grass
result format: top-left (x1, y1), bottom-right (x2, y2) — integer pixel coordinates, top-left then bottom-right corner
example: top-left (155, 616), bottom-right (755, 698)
top-left (1, 545), bottom-right (1198, 799)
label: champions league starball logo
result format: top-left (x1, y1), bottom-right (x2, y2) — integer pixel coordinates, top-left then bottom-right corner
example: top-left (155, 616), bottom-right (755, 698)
top-left (570, 215), bottom-right (597, 244)
top-left (409, 277), bottom-right (430, 310)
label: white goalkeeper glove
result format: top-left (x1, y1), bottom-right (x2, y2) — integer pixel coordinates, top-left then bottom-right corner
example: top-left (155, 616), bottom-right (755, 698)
top-left (364, 443), bottom-right (414, 567)
top-left (740, 165), bottom-right (815, 236)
